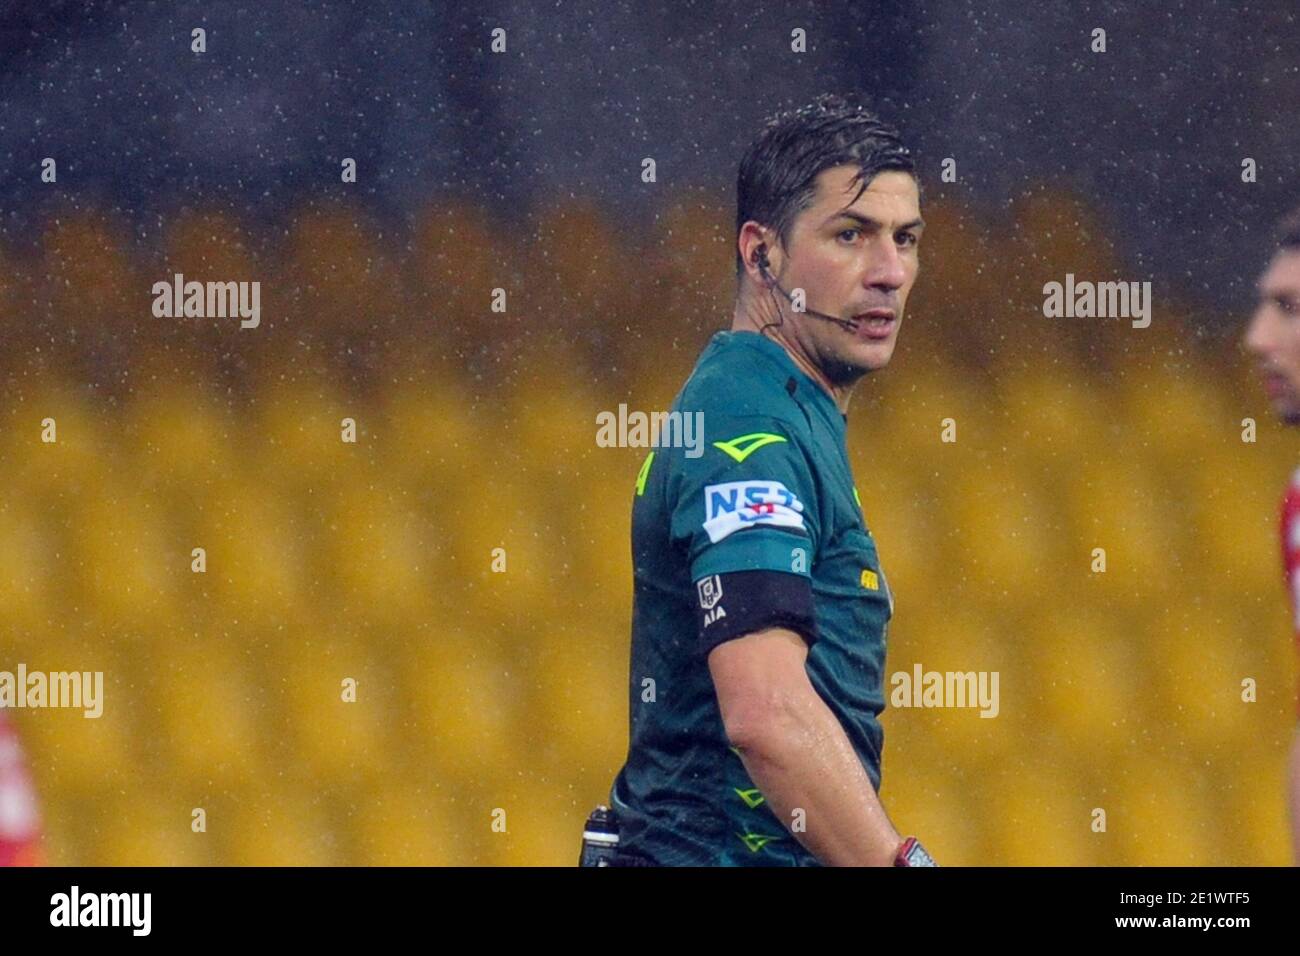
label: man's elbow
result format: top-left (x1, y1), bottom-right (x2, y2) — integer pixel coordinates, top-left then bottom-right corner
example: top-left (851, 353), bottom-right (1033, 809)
top-left (720, 690), bottom-right (807, 755)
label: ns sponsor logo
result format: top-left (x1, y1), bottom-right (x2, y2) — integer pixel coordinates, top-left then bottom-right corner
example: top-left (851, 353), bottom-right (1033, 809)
top-left (701, 479), bottom-right (805, 544)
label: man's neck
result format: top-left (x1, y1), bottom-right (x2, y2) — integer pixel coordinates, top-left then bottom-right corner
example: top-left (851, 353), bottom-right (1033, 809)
top-left (731, 305), bottom-right (854, 415)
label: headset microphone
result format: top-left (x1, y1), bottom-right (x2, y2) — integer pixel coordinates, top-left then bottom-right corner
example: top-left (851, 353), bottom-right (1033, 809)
top-left (753, 244), bottom-right (860, 332)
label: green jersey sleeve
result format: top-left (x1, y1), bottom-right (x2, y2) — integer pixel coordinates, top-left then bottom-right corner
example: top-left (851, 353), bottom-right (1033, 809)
top-left (667, 417), bottom-right (821, 583)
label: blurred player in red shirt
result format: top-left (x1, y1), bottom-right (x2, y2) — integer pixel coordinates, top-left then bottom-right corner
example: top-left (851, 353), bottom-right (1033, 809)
top-left (1244, 205), bottom-right (1300, 865)
top-left (0, 711), bottom-right (42, 866)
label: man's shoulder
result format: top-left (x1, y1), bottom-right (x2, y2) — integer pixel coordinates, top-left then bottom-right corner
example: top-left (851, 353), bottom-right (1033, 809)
top-left (675, 331), bottom-right (811, 435)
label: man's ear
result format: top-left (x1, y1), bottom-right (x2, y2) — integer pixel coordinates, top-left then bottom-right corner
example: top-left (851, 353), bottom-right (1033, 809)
top-left (763, 239), bottom-right (787, 275)
top-left (760, 236), bottom-right (785, 278)
top-left (741, 225), bottom-right (768, 274)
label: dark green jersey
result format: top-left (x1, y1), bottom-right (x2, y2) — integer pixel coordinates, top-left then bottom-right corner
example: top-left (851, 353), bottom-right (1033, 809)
top-left (608, 330), bottom-right (894, 866)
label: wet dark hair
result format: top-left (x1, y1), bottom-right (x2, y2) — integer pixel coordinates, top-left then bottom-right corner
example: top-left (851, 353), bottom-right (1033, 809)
top-left (1278, 206), bottom-right (1300, 250)
top-left (735, 92), bottom-right (917, 279)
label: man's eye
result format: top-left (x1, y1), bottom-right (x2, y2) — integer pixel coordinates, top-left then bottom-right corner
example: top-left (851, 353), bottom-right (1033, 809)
top-left (896, 232), bottom-right (919, 247)
top-left (838, 228), bottom-right (861, 242)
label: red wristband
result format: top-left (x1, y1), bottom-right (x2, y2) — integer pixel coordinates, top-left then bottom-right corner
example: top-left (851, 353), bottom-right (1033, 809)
top-left (893, 836), bottom-right (938, 867)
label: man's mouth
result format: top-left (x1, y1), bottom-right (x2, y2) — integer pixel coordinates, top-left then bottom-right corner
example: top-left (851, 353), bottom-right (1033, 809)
top-left (1262, 374), bottom-right (1291, 399)
top-left (852, 309), bottom-right (897, 339)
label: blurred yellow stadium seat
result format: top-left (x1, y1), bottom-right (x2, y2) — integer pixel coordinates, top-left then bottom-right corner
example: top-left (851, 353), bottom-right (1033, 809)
top-left (376, 376), bottom-right (487, 491)
top-left (881, 761), bottom-right (985, 867)
top-left (997, 365), bottom-right (1111, 481)
top-left (321, 482), bottom-right (435, 623)
top-left (153, 641), bottom-right (263, 789)
top-left (351, 783), bottom-right (469, 865)
top-left (0, 505), bottom-right (55, 633)
top-left (1105, 755), bottom-right (1216, 865)
top-left (1026, 611), bottom-right (1144, 761)
top-left (66, 479), bottom-right (178, 629)
top-left (985, 761), bottom-right (1099, 865)
top-left (189, 480), bottom-right (307, 620)
top-left (15, 638), bottom-right (131, 800)
top-left (530, 629), bottom-right (626, 781)
top-left (124, 377), bottom-right (238, 488)
top-left (1228, 748), bottom-right (1293, 866)
top-left (476, 778), bottom-right (591, 866)
top-left (1190, 454), bottom-right (1283, 597)
top-left (1065, 457), bottom-right (1175, 602)
top-left (1142, 600), bottom-right (1258, 748)
top-left (90, 788), bottom-right (210, 866)
top-left (226, 789), bottom-right (341, 866)
top-left (399, 632), bottom-right (526, 784)
top-left (280, 641), bottom-right (394, 785)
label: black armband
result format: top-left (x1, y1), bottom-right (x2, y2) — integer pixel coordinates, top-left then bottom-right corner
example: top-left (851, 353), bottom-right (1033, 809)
top-left (693, 570), bottom-right (818, 658)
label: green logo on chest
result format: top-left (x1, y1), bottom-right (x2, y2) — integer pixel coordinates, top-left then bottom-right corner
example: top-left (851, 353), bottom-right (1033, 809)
top-left (736, 831), bottom-right (781, 853)
top-left (713, 432), bottom-right (787, 463)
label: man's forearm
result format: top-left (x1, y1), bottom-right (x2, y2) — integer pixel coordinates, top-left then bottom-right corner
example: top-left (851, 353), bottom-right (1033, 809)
top-left (732, 690), bottom-right (901, 866)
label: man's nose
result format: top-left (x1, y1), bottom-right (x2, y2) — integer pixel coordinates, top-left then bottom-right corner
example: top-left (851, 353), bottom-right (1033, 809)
top-left (1244, 309), bottom-right (1273, 357)
top-left (866, 237), bottom-right (907, 291)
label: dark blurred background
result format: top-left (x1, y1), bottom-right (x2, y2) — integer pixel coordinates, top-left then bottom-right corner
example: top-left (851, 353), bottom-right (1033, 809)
top-left (3, 0), bottom-right (1296, 313)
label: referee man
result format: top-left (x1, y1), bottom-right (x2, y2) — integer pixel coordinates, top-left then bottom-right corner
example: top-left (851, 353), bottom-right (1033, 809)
top-left (604, 93), bottom-right (936, 866)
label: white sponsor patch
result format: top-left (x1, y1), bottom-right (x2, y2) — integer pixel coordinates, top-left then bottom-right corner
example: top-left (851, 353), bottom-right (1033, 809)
top-left (702, 480), bottom-right (805, 544)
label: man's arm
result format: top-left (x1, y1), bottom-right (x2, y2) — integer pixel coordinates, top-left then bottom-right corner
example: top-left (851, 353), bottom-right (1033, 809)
top-left (708, 625), bottom-right (902, 866)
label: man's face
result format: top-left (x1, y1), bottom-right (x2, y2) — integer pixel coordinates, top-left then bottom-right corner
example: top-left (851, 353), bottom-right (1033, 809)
top-left (774, 166), bottom-right (922, 383)
top-left (1245, 249), bottom-right (1300, 424)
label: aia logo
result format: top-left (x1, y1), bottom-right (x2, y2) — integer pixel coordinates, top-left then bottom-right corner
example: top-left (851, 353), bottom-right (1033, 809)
top-left (697, 575), bottom-right (727, 628)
